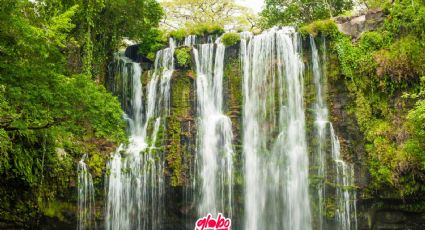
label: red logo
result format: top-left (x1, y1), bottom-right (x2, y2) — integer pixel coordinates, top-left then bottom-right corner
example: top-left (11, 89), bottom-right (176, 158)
top-left (195, 213), bottom-right (231, 230)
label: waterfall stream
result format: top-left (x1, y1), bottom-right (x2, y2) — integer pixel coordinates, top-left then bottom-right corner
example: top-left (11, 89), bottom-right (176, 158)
top-left (241, 27), bottom-right (311, 230)
top-left (310, 37), bottom-right (357, 230)
top-left (105, 39), bottom-right (175, 230)
top-left (193, 38), bottom-right (234, 217)
top-left (77, 154), bottom-right (96, 230)
top-left (102, 29), bottom-right (358, 230)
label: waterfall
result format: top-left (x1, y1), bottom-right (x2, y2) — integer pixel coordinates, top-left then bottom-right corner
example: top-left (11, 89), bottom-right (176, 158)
top-left (310, 37), bottom-right (357, 230)
top-left (77, 154), bottom-right (96, 230)
top-left (105, 39), bottom-right (175, 230)
top-left (241, 27), bottom-right (311, 230)
top-left (311, 36), bottom-right (328, 230)
top-left (184, 35), bottom-right (197, 46)
top-left (330, 125), bottom-right (357, 230)
top-left (193, 38), bottom-right (234, 217)
top-left (101, 29), bottom-right (360, 230)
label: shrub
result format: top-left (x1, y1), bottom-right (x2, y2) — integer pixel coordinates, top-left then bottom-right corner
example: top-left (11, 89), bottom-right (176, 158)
top-left (175, 47), bottom-right (191, 68)
top-left (299, 19), bottom-right (338, 38)
top-left (221, 32), bottom-right (240, 46)
top-left (359, 31), bottom-right (387, 51)
top-left (188, 23), bottom-right (224, 36)
top-left (170, 28), bottom-right (188, 41)
top-left (168, 23), bottom-right (225, 43)
top-left (374, 36), bottom-right (425, 81)
top-left (385, 0), bottom-right (425, 37)
top-left (208, 24), bottom-right (225, 34)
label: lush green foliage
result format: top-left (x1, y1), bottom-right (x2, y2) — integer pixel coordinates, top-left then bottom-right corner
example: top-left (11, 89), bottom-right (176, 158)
top-left (260, 0), bottom-right (352, 27)
top-left (299, 19), bottom-right (339, 37)
top-left (221, 32), bottom-right (241, 46)
top-left (161, 0), bottom-right (258, 31)
top-left (169, 23), bottom-right (225, 41)
top-left (175, 47), bottom-right (192, 68)
top-left (190, 23), bottom-right (225, 36)
top-left (170, 28), bottom-right (188, 41)
top-left (0, 0), bottom-right (164, 226)
top-left (374, 36), bottom-right (425, 81)
top-left (38, 0), bottom-right (163, 79)
top-left (314, 0), bottom-right (425, 198)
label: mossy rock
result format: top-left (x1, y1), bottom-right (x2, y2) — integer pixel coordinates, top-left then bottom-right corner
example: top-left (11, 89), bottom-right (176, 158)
top-left (222, 32), bottom-right (241, 47)
top-left (165, 71), bottom-right (196, 187)
top-left (299, 19), bottom-right (339, 38)
top-left (175, 47), bottom-right (192, 69)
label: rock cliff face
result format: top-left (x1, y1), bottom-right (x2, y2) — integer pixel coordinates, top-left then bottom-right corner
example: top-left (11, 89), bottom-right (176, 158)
top-left (335, 9), bottom-right (386, 39)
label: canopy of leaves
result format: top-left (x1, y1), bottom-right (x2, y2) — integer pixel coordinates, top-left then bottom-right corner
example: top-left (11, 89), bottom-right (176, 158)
top-left (161, 0), bottom-right (258, 31)
top-left (260, 0), bottom-right (352, 27)
top-left (37, 0), bottom-right (163, 78)
top-left (0, 0), bottom-right (164, 226)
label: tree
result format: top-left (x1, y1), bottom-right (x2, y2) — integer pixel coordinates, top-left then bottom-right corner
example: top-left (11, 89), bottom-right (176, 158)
top-left (260, 0), bottom-right (352, 27)
top-left (0, 0), bottom-right (165, 226)
top-left (35, 0), bottom-right (164, 79)
top-left (161, 0), bottom-right (258, 31)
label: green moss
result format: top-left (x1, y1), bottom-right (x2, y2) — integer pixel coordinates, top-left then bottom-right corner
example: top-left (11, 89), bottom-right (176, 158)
top-left (175, 47), bottom-right (192, 68)
top-left (145, 117), bottom-right (166, 150)
top-left (373, 36), bottom-right (425, 81)
top-left (359, 31), bottom-right (388, 51)
top-left (167, 118), bottom-right (182, 187)
top-left (299, 19), bottom-right (339, 38)
top-left (146, 52), bottom-right (156, 62)
top-left (41, 200), bottom-right (75, 222)
top-left (170, 28), bottom-right (188, 41)
top-left (224, 56), bottom-right (245, 188)
top-left (322, 0), bottom-right (425, 198)
top-left (166, 72), bottom-right (193, 186)
top-left (221, 32), bottom-right (241, 47)
top-left (86, 150), bottom-right (106, 178)
top-left (168, 23), bottom-right (225, 43)
top-left (189, 23), bottom-right (225, 36)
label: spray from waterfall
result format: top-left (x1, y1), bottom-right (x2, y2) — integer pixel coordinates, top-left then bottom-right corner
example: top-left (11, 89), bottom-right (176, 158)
top-left (193, 37), bottom-right (234, 217)
top-left (77, 154), bottom-right (96, 230)
top-left (241, 27), bottom-right (311, 230)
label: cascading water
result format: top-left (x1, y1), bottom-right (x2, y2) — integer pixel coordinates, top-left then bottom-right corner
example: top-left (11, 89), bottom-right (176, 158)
top-left (77, 154), bottom-right (96, 230)
top-left (105, 39), bottom-right (175, 230)
top-left (310, 36), bottom-right (328, 230)
top-left (241, 27), bottom-right (311, 230)
top-left (184, 35), bottom-right (197, 47)
top-left (193, 38), bottom-right (234, 217)
top-left (330, 125), bottom-right (357, 230)
top-left (310, 37), bottom-right (357, 230)
top-left (100, 28), bottom-right (359, 230)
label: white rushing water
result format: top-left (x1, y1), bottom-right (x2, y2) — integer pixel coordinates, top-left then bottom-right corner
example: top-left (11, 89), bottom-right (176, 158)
top-left (77, 154), bottom-right (96, 230)
top-left (100, 30), bottom-right (359, 230)
top-left (311, 36), bottom-right (328, 230)
top-left (105, 39), bottom-right (175, 230)
top-left (310, 37), bottom-right (357, 230)
top-left (241, 27), bottom-right (311, 230)
top-left (193, 37), bottom-right (234, 217)
top-left (184, 35), bottom-right (197, 47)
top-left (330, 124), bottom-right (357, 230)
